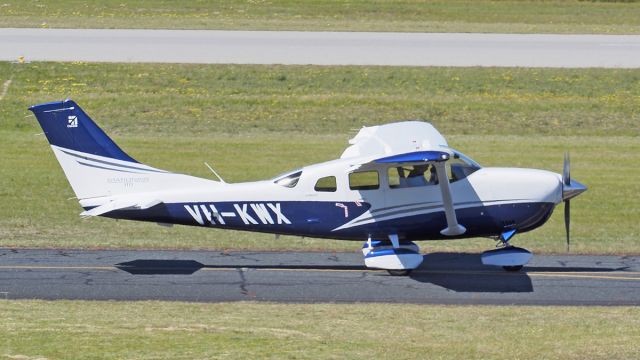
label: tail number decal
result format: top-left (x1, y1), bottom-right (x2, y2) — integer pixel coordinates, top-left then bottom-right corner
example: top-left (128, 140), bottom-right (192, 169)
top-left (184, 203), bottom-right (291, 226)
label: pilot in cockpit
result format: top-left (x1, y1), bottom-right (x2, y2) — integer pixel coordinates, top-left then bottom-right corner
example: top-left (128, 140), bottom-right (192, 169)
top-left (405, 165), bottom-right (429, 187)
top-left (396, 164), bottom-right (440, 188)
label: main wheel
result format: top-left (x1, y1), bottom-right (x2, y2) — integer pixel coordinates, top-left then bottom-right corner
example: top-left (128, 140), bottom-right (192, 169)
top-left (502, 265), bottom-right (524, 272)
top-left (387, 269), bottom-right (412, 276)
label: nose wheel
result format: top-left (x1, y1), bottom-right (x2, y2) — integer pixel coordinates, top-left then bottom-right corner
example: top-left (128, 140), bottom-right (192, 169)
top-left (387, 269), bottom-right (413, 276)
top-left (481, 230), bottom-right (532, 272)
top-left (502, 265), bottom-right (524, 272)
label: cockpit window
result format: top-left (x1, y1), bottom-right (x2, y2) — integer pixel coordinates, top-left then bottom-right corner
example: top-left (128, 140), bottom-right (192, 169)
top-left (274, 170), bottom-right (302, 188)
top-left (448, 148), bottom-right (481, 182)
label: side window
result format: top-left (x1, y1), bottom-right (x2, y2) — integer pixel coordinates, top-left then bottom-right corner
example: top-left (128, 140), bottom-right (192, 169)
top-left (349, 171), bottom-right (379, 191)
top-left (274, 171), bottom-right (302, 188)
top-left (388, 165), bottom-right (438, 189)
top-left (388, 167), bottom-right (402, 188)
top-left (314, 176), bottom-right (337, 192)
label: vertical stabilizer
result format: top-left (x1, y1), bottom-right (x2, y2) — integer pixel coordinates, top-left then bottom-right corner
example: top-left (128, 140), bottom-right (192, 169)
top-left (29, 99), bottom-right (137, 162)
top-left (29, 99), bottom-right (218, 200)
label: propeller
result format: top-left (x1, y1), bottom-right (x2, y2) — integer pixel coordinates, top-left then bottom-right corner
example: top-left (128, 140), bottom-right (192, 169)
top-left (561, 152), bottom-right (587, 252)
top-left (563, 152), bottom-right (571, 252)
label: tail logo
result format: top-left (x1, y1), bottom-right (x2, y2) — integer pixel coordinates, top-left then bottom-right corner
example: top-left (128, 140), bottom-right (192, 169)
top-left (67, 115), bottom-right (78, 128)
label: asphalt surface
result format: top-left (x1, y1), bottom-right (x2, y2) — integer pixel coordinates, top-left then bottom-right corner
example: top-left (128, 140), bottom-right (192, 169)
top-left (2, 29), bottom-right (640, 68)
top-left (1, 248), bottom-right (639, 305)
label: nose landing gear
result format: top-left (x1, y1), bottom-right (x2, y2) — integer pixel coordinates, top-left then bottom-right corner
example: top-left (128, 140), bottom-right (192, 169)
top-left (481, 229), bottom-right (532, 272)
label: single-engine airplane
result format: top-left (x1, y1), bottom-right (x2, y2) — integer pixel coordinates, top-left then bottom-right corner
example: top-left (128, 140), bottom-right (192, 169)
top-left (30, 99), bottom-right (587, 275)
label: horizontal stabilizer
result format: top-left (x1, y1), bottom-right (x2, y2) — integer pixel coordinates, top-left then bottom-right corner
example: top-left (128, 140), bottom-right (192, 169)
top-left (80, 198), bottom-right (162, 218)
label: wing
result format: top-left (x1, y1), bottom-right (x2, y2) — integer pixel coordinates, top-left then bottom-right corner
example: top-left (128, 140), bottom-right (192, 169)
top-left (343, 121), bottom-right (466, 236)
top-left (341, 121), bottom-right (449, 159)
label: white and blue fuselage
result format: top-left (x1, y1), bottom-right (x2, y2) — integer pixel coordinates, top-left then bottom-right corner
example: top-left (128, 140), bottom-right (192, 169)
top-left (80, 157), bottom-right (562, 242)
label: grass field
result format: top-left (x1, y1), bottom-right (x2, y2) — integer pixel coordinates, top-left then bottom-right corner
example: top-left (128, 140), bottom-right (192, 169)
top-left (0, 62), bottom-right (638, 254)
top-left (1, 0), bottom-right (640, 34)
top-left (1, 300), bottom-right (639, 359)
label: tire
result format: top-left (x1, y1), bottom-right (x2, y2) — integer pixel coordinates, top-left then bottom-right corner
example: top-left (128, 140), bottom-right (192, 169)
top-left (387, 269), bottom-right (412, 276)
top-left (503, 265), bottom-right (524, 272)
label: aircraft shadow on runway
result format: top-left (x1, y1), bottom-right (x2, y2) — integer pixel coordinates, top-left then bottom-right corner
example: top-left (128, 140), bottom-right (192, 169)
top-left (408, 252), bottom-right (628, 293)
top-left (115, 253), bottom-right (626, 294)
top-left (114, 259), bottom-right (366, 275)
top-left (405, 253), bottom-right (533, 293)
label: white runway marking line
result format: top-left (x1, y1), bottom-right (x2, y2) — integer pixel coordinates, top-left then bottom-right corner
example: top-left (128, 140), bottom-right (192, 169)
top-left (0, 79), bottom-right (12, 100)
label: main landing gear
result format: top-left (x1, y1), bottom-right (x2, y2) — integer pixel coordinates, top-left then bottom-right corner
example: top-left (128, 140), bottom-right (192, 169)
top-left (362, 234), bottom-right (423, 276)
top-left (362, 230), bottom-right (532, 275)
top-left (481, 229), bottom-right (532, 272)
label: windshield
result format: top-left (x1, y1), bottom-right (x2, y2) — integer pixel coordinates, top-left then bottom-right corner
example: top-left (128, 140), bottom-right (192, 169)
top-left (447, 148), bottom-right (481, 182)
top-left (450, 148), bottom-right (481, 168)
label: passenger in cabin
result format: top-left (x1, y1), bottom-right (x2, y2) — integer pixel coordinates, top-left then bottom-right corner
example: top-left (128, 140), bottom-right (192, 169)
top-left (406, 165), bottom-right (429, 187)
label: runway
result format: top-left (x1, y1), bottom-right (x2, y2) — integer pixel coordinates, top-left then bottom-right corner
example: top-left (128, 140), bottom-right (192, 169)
top-left (1, 249), bottom-right (638, 305)
top-left (2, 29), bottom-right (640, 68)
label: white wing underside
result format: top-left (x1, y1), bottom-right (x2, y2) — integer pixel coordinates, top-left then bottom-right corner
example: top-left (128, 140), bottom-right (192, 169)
top-left (341, 121), bottom-right (449, 159)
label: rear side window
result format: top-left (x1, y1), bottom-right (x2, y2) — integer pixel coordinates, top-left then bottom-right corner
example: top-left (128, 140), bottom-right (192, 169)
top-left (314, 176), bottom-right (337, 192)
top-left (349, 171), bottom-right (379, 191)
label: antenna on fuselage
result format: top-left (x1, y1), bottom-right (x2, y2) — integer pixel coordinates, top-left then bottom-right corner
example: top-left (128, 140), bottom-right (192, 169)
top-left (204, 162), bottom-right (226, 184)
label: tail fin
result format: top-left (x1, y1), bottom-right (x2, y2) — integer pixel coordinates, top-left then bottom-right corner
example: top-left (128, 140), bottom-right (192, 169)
top-left (29, 99), bottom-right (215, 201)
top-left (29, 99), bottom-right (137, 163)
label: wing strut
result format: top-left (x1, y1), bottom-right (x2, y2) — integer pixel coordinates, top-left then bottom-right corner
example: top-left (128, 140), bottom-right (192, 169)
top-left (434, 162), bottom-right (466, 236)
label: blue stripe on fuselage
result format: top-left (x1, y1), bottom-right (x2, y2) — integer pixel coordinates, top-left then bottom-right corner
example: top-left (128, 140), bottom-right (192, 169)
top-left (99, 200), bottom-right (555, 241)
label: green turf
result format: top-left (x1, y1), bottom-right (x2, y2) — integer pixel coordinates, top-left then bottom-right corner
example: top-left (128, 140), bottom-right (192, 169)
top-left (1, 300), bottom-right (639, 360)
top-left (1, 0), bottom-right (640, 34)
top-left (2, 62), bottom-right (638, 137)
top-left (1, 62), bottom-right (638, 254)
